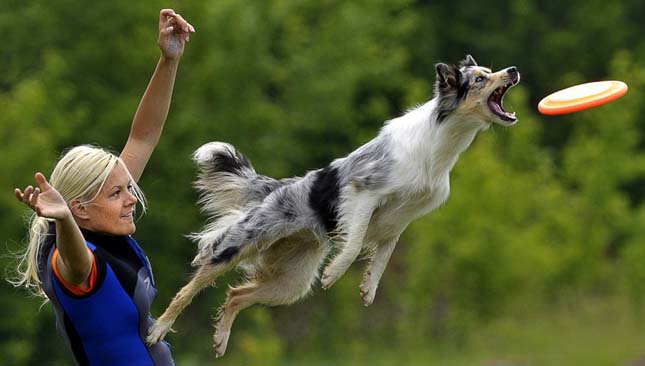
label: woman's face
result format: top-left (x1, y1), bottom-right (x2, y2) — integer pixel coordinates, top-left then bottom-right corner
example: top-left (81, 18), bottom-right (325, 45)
top-left (79, 162), bottom-right (138, 236)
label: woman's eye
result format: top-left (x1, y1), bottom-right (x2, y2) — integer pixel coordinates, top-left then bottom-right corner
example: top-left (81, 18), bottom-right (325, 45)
top-left (111, 190), bottom-right (120, 197)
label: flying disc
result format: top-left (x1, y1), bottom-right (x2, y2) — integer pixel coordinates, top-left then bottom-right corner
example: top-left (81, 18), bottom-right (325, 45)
top-left (538, 80), bottom-right (628, 115)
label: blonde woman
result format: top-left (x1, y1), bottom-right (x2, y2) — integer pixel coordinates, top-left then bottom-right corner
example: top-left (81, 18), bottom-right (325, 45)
top-left (12, 9), bottom-right (195, 366)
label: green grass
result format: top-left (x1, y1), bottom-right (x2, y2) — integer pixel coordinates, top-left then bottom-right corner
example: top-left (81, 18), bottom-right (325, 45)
top-left (176, 295), bottom-right (645, 366)
top-left (452, 298), bottom-right (645, 366)
top-left (388, 296), bottom-right (645, 366)
top-left (281, 295), bottom-right (645, 366)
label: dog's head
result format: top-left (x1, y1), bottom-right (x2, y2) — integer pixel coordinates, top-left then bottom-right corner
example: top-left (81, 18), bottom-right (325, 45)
top-left (434, 55), bottom-right (520, 126)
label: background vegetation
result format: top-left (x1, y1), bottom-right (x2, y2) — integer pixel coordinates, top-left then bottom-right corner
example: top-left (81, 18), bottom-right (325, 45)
top-left (2, 0), bottom-right (644, 365)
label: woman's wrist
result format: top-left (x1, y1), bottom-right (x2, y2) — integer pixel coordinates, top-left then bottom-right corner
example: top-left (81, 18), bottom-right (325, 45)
top-left (159, 53), bottom-right (182, 65)
top-left (54, 208), bottom-right (75, 223)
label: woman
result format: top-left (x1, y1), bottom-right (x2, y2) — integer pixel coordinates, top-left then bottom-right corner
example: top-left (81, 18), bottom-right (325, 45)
top-left (12, 9), bottom-right (195, 366)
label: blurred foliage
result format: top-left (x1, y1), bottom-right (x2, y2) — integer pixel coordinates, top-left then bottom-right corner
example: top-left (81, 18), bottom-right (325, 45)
top-left (1, 0), bottom-right (644, 365)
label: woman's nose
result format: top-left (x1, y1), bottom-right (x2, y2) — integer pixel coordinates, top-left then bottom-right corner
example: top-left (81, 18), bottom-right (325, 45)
top-left (126, 189), bottom-right (138, 205)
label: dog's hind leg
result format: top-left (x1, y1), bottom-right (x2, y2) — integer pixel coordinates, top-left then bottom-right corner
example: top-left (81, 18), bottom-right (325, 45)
top-left (360, 234), bottom-right (400, 306)
top-left (213, 272), bottom-right (316, 357)
top-left (146, 262), bottom-right (235, 345)
top-left (213, 283), bottom-right (260, 357)
top-left (321, 193), bottom-right (380, 289)
top-left (214, 236), bottom-right (324, 357)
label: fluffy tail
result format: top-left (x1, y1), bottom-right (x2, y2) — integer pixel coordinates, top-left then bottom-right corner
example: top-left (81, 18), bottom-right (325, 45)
top-left (190, 142), bottom-right (282, 267)
top-left (193, 142), bottom-right (258, 216)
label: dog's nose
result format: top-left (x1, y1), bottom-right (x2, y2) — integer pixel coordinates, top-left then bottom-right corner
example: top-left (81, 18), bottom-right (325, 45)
top-left (506, 66), bottom-right (519, 83)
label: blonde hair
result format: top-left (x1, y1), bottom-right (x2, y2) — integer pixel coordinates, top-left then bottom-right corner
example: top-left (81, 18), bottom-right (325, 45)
top-left (10, 145), bottom-right (147, 298)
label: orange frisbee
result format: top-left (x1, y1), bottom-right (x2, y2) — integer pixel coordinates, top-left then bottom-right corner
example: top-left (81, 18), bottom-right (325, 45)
top-left (538, 80), bottom-right (628, 115)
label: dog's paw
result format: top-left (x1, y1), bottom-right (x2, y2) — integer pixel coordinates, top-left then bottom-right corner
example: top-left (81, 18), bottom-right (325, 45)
top-left (213, 330), bottom-right (230, 358)
top-left (360, 281), bottom-right (377, 307)
top-left (321, 268), bottom-right (341, 290)
top-left (146, 320), bottom-right (174, 345)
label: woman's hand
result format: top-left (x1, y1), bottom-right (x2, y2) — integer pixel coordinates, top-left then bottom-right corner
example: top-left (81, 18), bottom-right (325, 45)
top-left (17, 173), bottom-right (94, 286)
top-left (158, 8), bottom-right (196, 61)
top-left (15, 173), bottom-right (71, 220)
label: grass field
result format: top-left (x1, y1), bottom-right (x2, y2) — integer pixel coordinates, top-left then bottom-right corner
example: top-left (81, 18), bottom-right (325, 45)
top-left (277, 294), bottom-right (645, 366)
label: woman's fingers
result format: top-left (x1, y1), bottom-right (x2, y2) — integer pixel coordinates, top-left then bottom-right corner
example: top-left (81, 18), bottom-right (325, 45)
top-left (15, 185), bottom-right (36, 209)
top-left (161, 25), bottom-right (174, 35)
top-left (22, 186), bottom-right (33, 203)
top-left (159, 8), bottom-right (177, 27)
top-left (171, 13), bottom-right (191, 34)
top-left (160, 9), bottom-right (189, 32)
top-left (34, 172), bottom-right (51, 192)
top-left (15, 188), bottom-right (24, 202)
top-left (30, 187), bottom-right (40, 207)
top-left (15, 173), bottom-right (52, 210)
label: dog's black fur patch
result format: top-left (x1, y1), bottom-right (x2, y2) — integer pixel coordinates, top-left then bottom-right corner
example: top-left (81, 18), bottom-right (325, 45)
top-left (208, 148), bottom-right (252, 176)
top-left (211, 246), bottom-right (240, 264)
top-left (434, 61), bottom-right (473, 123)
top-left (308, 166), bottom-right (341, 232)
top-left (457, 78), bottom-right (470, 100)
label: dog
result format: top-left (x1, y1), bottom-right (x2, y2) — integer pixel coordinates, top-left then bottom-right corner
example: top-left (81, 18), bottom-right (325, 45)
top-left (146, 55), bottom-right (520, 357)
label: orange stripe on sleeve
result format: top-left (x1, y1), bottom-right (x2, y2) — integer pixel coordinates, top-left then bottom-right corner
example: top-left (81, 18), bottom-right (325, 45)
top-left (52, 247), bottom-right (98, 296)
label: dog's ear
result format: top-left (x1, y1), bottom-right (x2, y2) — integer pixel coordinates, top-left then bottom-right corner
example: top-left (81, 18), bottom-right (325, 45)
top-left (459, 55), bottom-right (478, 68)
top-left (435, 63), bottom-right (460, 92)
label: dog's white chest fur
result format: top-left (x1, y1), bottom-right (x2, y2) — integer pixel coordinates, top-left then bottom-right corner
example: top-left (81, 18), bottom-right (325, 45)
top-left (366, 174), bottom-right (450, 244)
top-left (359, 99), bottom-right (483, 244)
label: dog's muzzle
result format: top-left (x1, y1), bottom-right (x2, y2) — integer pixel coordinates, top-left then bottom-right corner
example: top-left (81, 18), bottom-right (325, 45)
top-left (488, 67), bottom-right (520, 123)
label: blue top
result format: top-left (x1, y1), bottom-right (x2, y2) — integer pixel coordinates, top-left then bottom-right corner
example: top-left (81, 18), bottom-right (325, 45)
top-left (37, 224), bottom-right (174, 366)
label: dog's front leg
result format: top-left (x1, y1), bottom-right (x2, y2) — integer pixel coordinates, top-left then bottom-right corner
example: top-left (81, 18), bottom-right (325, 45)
top-left (360, 234), bottom-right (400, 306)
top-left (321, 194), bottom-right (379, 289)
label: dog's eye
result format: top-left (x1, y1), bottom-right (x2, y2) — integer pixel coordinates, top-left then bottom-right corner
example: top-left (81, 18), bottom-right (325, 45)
top-left (475, 76), bottom-right (486, 83)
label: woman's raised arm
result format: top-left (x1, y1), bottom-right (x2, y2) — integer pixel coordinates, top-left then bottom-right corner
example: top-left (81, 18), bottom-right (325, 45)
top-left (120, 9), bottom-right (195, 181)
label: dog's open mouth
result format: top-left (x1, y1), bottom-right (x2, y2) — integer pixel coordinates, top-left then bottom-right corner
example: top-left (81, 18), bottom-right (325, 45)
top-left (488, 77), bottom-right (519, 123)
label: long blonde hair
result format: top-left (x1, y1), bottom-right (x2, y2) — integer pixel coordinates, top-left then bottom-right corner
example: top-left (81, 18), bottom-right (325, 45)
top-left (10, 145), bottom-right (147, 298)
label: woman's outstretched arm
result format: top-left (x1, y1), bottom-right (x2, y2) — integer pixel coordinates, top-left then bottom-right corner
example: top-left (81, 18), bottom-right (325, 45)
top-left (120, 9), bottom-right (195, 182)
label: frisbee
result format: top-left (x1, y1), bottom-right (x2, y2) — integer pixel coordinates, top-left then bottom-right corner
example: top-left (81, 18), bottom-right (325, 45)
top-left (538, 80), bottom-right (628, 115)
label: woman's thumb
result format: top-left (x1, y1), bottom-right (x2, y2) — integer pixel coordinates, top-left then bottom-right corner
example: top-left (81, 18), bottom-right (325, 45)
top-left (34, 172), bottom-right (52, 191)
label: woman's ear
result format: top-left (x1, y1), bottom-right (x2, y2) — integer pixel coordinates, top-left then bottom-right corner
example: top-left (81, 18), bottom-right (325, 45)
top-left (69, 200), bottom-right (90, 220)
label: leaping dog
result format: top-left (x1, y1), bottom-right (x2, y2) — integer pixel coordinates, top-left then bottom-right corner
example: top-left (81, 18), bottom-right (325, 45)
top-left (147, 55), bottom-right (520, 357)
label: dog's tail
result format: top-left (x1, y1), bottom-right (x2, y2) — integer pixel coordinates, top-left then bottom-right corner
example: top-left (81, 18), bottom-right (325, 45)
top-left (190, 142), bottom-right (283, 266)
top-left (192, 142), bottom-right (259, 216)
